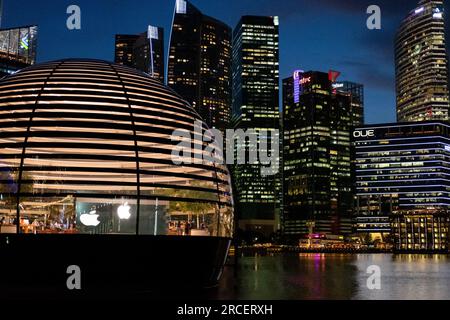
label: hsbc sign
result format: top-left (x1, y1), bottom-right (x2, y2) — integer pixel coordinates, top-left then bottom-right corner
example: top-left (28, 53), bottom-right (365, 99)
top-left (353, 130), bottom-right (375, 138)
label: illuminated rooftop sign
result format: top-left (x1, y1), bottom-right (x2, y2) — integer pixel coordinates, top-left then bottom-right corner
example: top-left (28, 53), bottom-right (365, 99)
top-left (415, 7), bottom-right (424, 14)
top-left (273, 16), bottom-right (279, 26)
top-left (148, 25), bottom-right (159, 40)
top-left (293, 70), bottom-right (304, 103)
top-left (328, 70), bottom-right (341, 82)
top-left (299, 77), bottom-right (311, 85)
top-left (176, 0), bottom-right (187, 14)
top-left (433, 8), bottom-right (443, 19)
top-left (20, 34), bottom-right (29, 50)
top-left (353, 129), bottom-right (375, 138)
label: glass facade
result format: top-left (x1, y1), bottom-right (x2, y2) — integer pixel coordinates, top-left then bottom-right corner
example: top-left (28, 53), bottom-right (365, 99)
top-left (395, 0), bottom-right (449, 122)
top-left (231, 16), bottom-right (281, 237)
top-left (114, 26), bottom-right (165, 83)
top-left (0, 25), bottom-right (37, 77)
top-left (282, 71), bottom-right (353, 237)
top-left (114, 34), bottom-right (138, 68)
top-left (354, 122), bottom-right (450, 251)
top-left (334, 81), bottom-right (364, 127)
top-left (167, 0), bottom-right (231, 132)
top-left (0, 59), bottom-right (233, 238)
top-left (134, 26), bottom-right (165, 83)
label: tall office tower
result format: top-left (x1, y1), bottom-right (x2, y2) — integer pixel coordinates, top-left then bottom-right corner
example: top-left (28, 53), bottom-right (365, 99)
top-left (0, 25), bottom-right (37, 77)
top-left (114, 26), bottom-right (165, 83)
top-left (333, 81), bottom-right (364, 126)
top-left (114, 34), bottom-right (138, 67)
top-left (231, 16), bottom-right (280, 237)
top-left (395, 0), bottom-right (449, 122)
top-left (282, 71), bottom-right (353, 238)
top-left (134, 26), bottom-right (164, 83)
top-left (167, 0), bottom-right (231, 131)
top-left (354, 122), bottom-right (450, 251)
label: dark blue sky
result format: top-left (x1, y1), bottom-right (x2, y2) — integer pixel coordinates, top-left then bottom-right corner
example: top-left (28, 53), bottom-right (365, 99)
top-left (3, 0), bottom-right (447, 124)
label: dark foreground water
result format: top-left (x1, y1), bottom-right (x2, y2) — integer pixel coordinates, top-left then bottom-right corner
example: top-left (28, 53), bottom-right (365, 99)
top-left (8, 253), bottom-right (450, 301)
top-left (211, 253), bottom-right (450, 300)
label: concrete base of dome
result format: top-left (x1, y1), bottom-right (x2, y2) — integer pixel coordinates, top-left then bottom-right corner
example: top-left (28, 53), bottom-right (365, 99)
top-left (0, 234), bottom-right (231, 298)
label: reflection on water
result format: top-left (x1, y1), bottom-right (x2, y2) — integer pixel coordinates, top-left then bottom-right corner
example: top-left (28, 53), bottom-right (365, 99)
top-left (214, 253), bottom-right (450, 300)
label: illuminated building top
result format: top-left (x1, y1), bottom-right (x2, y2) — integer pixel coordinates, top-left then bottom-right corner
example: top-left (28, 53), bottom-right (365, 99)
top-left (395, 0), bottom-right (449, 122)
top-left (0, 25), bottom-right (37, 76)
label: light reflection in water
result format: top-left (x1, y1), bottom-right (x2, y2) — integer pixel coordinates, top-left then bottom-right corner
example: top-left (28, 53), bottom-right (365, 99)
top-left (214, 253), bottom-right (450, 300)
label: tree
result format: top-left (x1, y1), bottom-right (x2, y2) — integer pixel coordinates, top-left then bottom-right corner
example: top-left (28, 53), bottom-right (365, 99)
top-left (158, 181), bottom-right (217, 232)
top-left (362, 233), bottom-right (372, 245)
top-left (0, 169), bottom-right (34, 214)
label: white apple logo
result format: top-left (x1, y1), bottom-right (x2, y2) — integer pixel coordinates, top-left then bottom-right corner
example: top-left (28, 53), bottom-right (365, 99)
top-left (80, 210), bottom-right (101, 227)
top-left (117, 202), bottom-right (131, 220)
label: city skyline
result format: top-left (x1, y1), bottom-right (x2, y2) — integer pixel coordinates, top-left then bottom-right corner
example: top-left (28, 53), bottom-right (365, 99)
top-left (4, 0), bottom-right (449, 124)
top-left (2, 0), bottom-right (450, 302)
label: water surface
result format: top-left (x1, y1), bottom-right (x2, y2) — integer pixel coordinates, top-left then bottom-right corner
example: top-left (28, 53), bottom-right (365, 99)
top-left (213, 253), bottom-right (450, 300)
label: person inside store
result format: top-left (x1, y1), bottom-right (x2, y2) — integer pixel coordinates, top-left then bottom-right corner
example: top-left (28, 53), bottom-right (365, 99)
top-left (177, 220), bottom-right (182, 235)
top-left (184, 221), bottom-right (191, 236)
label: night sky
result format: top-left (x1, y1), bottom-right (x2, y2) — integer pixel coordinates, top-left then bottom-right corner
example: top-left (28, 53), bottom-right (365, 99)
top-left (3, 0), bottom-right (449, 124)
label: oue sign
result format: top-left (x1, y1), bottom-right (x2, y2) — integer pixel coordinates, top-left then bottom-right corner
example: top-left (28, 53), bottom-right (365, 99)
top-left (353, 130), bottom-right (375, 138)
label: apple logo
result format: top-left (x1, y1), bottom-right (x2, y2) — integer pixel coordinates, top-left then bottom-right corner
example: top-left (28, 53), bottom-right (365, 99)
top-left (80, 209), bottom-right (101, 227)
top-left (117, 202), bottom-right (131, 220)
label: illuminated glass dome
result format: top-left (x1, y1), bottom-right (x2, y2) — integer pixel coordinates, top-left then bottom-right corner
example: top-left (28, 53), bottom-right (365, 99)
top-left (0, 59), bottom-right (233, 238)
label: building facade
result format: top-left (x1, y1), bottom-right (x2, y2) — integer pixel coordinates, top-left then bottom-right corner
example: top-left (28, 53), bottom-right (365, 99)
top-left (0, 59), bottom-right (233, 237)
top-left (333, 81), bottom-right (364, 127)
top-left (167, 0), bottom-right (231, 132)
top-left (395, 0), bottom-right (449, 122)
top-left (231, 15), bottom-right (281, 237)
top-left (0, 59), bottom-right (234, 290)
top-left (114, 34), bottom-right (138, 69)
top-left (0, 25), bottom-right (37, 77)
top-left (354, 122), bottom-right (450, 251)
top-left (282, 71), bottom-right (353, 238)
top-left (114, 26), bottom-right (165, 83)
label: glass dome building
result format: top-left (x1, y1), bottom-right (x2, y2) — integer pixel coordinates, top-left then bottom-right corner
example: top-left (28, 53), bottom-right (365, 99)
top-left (0, 59), bottom-right (234, 292)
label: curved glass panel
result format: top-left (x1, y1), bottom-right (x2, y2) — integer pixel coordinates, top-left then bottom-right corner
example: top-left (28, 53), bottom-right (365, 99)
top-left (0, 59), bottom-right (233, 237)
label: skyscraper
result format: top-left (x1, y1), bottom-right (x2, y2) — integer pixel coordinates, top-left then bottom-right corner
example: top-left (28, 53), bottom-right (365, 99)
top-left (395, 0), bottom-right (449, 122)
top-left (282, 71), bottom-right (354, 238)
top-left (354, 122), bottom-right (450, 251)
top-left (167, 0), bottom-right (231, 132)
top-left (333, 81), bottom-right (364, 126)
top-left (114, 25), bottom-right (165, 83)
top-left (231, 16), bottom-right (280, 237)
top-left (114, 34), bottom-right (138, 68)
top-left (0, 25), bottom-right (37, 77)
